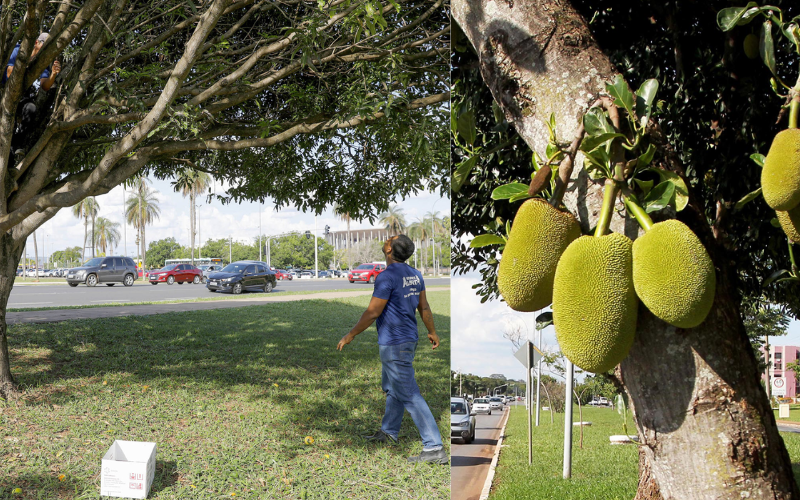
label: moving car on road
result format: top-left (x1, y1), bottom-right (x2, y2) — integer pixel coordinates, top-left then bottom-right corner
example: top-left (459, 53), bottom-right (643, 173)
top-left (149, 263), bottom-right (204, 285)
top-left (197, 264), bottom-right (223, 282)
top-left (348, 263), bottom-right (386, 284)
top-left (472, 398), bottom-right (492, 415)
top-left (206, 261), bottom-right (277, 294)
top-left (275, 269), bottom-right (293, 280)
top-left (451, 397), bottom-right (476, 444)
top-left (489, 397), bottom-right (505, 411)
top-left (66, 257), bottom-right (139, 287)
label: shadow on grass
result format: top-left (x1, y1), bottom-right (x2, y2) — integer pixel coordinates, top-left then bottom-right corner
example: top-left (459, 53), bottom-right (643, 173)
top-left (8, 295), bottom-right (450, 454)
top-left (151, 460), bottom-right (179, 495)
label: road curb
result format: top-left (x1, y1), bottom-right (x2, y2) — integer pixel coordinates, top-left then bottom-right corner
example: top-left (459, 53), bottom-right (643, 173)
top-left (479, 406), bottom-right (511, 500)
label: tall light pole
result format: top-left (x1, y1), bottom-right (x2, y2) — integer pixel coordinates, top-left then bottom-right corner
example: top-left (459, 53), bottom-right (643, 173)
top-left (314, 216), bottom-right (319, 278)
top-left (259, 208), bottom-right (262, 262)
top-left (196, 204), bottom-right (203, 259)
top-left (229, 235), bottom-right (232, 263)
top-left (123, 185), bottom-right (127, 257)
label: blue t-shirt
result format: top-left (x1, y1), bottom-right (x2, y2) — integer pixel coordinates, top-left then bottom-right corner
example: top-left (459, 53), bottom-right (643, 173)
top-left (2, 44), bottom-right (51, 84)
top-left (373, 263), bottom-right (426, 345)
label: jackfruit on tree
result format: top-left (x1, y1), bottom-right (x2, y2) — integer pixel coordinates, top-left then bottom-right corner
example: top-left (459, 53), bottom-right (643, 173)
top-left (552, 232), bottom-right (638, 373)
top-left (743, 33), bottom-right (759, 59)
top-left (762, 128), bottom-right (800, 211)
top-left (632, 220), bottom-right (716, 328)
top-left (777, 205), bottom-right (800, 243)
top-left (498, 198), bottom-right (581, 312)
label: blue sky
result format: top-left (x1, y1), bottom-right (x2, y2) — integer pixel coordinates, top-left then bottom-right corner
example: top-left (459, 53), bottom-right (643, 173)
top-left (25, 177), bottom-right (449, 264)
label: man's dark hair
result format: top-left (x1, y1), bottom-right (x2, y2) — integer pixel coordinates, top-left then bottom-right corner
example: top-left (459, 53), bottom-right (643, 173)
top-left (391, 235), bottom-right (415, 262)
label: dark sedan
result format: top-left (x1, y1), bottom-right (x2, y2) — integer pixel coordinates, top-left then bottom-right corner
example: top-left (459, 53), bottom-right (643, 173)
top-left (206, 261), bottom-right (277, 294)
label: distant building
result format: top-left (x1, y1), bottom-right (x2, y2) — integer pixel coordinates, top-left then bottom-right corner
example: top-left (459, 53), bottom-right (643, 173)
top-left (761, 345), bottom-right (799, 399)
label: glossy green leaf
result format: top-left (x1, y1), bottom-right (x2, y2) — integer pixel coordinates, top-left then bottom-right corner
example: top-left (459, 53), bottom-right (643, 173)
top-left (606, 74), bottom-right (635, 117)
top-left (457, 110), bottom-right (477, 146)
top-left (717, 2), bottom-right (759, 31)
top-left (760, 20), bottom-right (777, 76)
top-left (452, 155), bottom-right (477, 193)
top-left (580, 132), bottom-right (626, 153)
top-left (470, 234), bottom-right (506, 248)
top-left (750, 153), bottom-right (765, 167)
top-left (583, 107), bottom-right (613, 137)
top-left (637, 143), bottom-right (657, 169)
top-left (491, 182), bottom-right (528, 200)
top-left (642, 181), bottom-right (676, 213)
top-left (635, 79), bottom-right (659, 129)
top-left (634, 178), bottom-right (654, 195)
top-left (655, 170), bottom-right (688, 212)
top-left (764, 269), bottom-right (791, 286)
top-left (536, 311), bottom-right (554, 330)
top-left (509, 191), bottom-right (532, 203)
top-left (734, 187), bottom-right (762, 211)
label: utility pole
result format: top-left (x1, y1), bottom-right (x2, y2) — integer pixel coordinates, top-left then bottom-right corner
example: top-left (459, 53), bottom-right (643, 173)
top-left (123, 185), bottom-right (126, 257)
top-left (314, 216), bottom-right (319, 278)
top-left (229, 235), bottom-right (232, 263)
top-left (259, 208), bottom-right (262, 262)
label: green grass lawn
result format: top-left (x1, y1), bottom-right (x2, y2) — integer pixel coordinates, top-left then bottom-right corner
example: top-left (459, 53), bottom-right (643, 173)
top-left (490, 404), bottom-right (800, 499)
top-left (1, 292), bottom-right (450, 499)
top-left (489, 405), bottom-right (638, 500)
top-left (774, 404), bottom-right (800, 423)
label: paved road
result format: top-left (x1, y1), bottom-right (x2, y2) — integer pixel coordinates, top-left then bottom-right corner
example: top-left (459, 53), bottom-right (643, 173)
top-left (8, 277), bottom-right (451, 308)
top-left (451, 404), bottom-right (509, 500)
top-left (779, 423), bottom-right (800, 433)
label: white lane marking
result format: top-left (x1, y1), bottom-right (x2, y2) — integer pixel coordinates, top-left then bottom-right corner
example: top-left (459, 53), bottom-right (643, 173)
top-left (91, 300), bottom-right (127, 303)
top-left (10, 302), bottom-right (53, 305)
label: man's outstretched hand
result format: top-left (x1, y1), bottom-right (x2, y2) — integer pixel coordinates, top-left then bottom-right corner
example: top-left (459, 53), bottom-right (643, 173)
top-left (337, 332), bottom-right (355, 351)
top-left (428, 332), bottom-right (440, 349)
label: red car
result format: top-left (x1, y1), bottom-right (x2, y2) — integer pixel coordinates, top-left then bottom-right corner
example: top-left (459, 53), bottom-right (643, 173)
top-left (348, 263), bottom-right (386, 284)
top-left (275, 269), bottom-right (293, 280)
top-left (148, 263), bottom-right (204, 285)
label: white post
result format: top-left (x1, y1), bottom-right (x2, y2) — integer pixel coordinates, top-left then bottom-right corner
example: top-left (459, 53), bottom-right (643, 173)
top-left (536, 324), bottom-right (542, 427)
top-left (229, 235), bottom-right (232, 263)
top-left (527, 341), bottom-right (533, 465)
top-left (197, 207), bottom-right (201, 259)
top-left (267, 238), bottom-right (271, 267)
top-left (314, 216), bottom-right (319, 278)
top-left (563, 360), bottom-right (574, 479)
top-left (259, 209), bottom-right (262, 262)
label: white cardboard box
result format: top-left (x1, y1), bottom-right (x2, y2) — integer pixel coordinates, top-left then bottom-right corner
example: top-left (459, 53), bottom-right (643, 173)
top-left (100, 440), bottom-right (156, 499)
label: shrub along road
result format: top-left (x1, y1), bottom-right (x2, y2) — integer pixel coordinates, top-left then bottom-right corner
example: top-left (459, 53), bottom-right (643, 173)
top-left (1, 292), bottom-right (451, 499)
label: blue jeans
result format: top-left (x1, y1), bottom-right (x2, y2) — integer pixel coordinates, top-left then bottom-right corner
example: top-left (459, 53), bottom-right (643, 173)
top-left (379, 341), bottom-right (443, 450)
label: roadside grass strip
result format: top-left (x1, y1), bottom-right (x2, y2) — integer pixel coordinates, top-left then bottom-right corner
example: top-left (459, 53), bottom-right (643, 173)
top-left (1, 292), bottom-right (450, 499)
top-left (774, 404), bottom-right (800, 423)
top-left (488, 405), bottom-right (640, 500)
top-left (490, 404), bottom-right (800, 499)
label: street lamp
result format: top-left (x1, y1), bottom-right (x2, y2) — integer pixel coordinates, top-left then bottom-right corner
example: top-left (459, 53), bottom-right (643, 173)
top-left (431, 198), bottom-right (443, 277)
top-left (196, 204), bottom-right (203, 259)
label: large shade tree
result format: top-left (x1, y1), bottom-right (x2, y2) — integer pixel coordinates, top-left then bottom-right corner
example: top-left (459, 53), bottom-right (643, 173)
top-left (0, 0), bottom-right (448, 397)
top-left (453, 0), bottom-right (800, 497)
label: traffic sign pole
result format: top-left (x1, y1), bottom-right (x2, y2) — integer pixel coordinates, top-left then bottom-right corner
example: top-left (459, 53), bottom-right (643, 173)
top-left (563, 359), bottom-right (574, 479)
top-left (527, 341), bottom-right (533, 465)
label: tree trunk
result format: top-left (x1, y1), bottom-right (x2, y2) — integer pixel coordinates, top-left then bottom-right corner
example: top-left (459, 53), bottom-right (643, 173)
top-left (453, 1), bottom-right (800, 497)
top-left (0, 231), bottom-right (26, 398)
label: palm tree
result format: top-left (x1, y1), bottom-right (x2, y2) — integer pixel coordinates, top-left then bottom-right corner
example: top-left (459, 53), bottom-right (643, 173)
top-left (71, 197), bottom-right (99, 262)
top-left (333, 203), bottom-right (352, 270)
top-left (378, 204), bottom-right (407, 236)
top-left (424, 211), bottom-right (445, 275)
top-left (407, 218), bottom-right (433, 273)
top-left (125, 176), bottom-right (161, 269)
top-left (93, 217), bottom-right (122, 256)
top-left (174, 168), bottom-right (211, 265)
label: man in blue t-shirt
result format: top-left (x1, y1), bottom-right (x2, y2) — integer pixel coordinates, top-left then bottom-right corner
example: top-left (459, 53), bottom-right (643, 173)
top-left (337, 234), bottom-right (445, 464)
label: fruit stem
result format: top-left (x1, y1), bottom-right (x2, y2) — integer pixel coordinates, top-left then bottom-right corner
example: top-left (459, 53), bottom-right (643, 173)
top-left (594, 179), bottom-right (619, 237)
top-left (790, 94), bottom-right (800, 130)
top-left (622, 196), bottom-right (654, 232)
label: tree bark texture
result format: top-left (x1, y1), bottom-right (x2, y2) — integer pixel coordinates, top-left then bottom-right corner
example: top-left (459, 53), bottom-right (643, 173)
top-left (0, 231), bottom-right (26, 398)
top-left (453, 0), bottom-right (800, 498)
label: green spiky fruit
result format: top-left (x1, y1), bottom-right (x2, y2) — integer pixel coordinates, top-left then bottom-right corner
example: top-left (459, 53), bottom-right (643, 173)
top-left (498, 199), bottom-right (581, 312)
top-left (762, 129), bottom-right (800, 211)
top-left (744, 33), bottom-right (759, 59)
top-left (552, 233), bottom-right (638, 373)
top-left (632, 220), bottom-right (715, 328)
top-left (776, 205), bottom-right (800, 243)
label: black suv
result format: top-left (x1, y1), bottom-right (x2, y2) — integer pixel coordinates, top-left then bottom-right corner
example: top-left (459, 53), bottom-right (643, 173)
top-left (206, 260), bottom-right (277, 294)
top-left (66, 256), bottom-right (139, 287)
